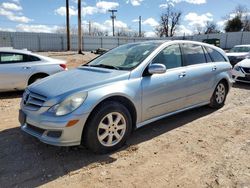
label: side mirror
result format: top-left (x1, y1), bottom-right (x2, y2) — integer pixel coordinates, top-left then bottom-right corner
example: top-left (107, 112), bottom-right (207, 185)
top-left (148, 64), bottom-right (166, 74)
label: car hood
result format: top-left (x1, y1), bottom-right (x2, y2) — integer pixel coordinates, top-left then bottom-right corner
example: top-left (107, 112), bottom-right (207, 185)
top-left (236, 59), bottom-right (250, 67)
top-left (28, 67), bottom-right (130, 98)
top-left (226, 52), bottom-right (249, 57)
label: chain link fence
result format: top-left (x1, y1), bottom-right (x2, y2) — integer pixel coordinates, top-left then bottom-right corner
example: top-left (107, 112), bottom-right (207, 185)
top-left (1, 31), bottom-right (250, 51)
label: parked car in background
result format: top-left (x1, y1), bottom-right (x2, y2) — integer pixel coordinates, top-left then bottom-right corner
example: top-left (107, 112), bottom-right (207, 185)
top-left (0, 48), bottom-right (67, 92)
top-left (19, 40), bottom-right (233, 154)
top-left (226, 45), bottom-right (250, 66)
top-left (232, 58), bottom-right (250, 83)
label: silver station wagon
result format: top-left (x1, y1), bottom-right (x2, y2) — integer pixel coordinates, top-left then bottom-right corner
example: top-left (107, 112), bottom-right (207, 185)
top-left (19, 40), bottom-right (233, 153)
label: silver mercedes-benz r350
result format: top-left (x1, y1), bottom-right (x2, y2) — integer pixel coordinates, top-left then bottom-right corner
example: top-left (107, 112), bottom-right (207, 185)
top-left (19, 40), bottom-right (233, 153)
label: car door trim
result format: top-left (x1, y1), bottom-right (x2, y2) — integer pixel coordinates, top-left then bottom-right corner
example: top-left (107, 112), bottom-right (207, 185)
top-left (136, 101), bottom-right (210, 129)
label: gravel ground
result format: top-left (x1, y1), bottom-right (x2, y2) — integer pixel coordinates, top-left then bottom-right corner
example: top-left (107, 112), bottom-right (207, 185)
top-left (0, 52), bottom-right (250, 188)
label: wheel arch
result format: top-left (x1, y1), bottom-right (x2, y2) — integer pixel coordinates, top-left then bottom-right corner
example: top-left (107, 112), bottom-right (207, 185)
top-left (217, 78), bottom-right (230, 93)
top-left (82, 95), bottom-right (137, 141)
top-left (28, 72), bottom-right (49, 85)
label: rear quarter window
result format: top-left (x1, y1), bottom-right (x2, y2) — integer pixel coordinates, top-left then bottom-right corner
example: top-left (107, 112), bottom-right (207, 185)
top-left (205, 47), bottom-right (227, 62)
top-left (25, 55), bottom-right (40, 62)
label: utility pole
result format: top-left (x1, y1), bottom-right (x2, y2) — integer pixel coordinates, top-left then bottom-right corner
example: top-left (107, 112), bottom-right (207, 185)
top-left (78, 0), bottom-right (82, 54)
top-left (66, 0), bottom-right (70, 51)
top-left (89, 21), bottom-right (91, 36)
top-left (109, 9), bottom-right (117, 37)
top-left (139, 16), bottom-right (142, 37)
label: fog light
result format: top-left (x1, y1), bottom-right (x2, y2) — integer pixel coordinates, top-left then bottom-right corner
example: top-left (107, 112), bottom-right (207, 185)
top-left (66, 120), bottom-right (79, 127)
top-left (47, 131), bottom-right (62, 138)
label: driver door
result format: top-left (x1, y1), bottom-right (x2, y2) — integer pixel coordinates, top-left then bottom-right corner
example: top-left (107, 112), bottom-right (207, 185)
top-left (141, 44), bottom-right (188, 121)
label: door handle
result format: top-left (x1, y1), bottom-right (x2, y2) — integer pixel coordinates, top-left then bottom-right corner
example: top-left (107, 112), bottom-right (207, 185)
top-left (212, 66), bottom-right (217, 71)
top-left (179, 72), bottom-right (186, 78)
top-left (22, 66), bottom-right (31, 70)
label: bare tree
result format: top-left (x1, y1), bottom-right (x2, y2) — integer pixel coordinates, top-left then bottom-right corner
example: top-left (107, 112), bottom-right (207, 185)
top-left (91, 27), bottom-right (109, 36)
top-left (117, 27), bottom-right (144, 37)
top-left (56, 25), bottom-right (78, 35)
top-left (204, 21), bottom-right (220, 34)
top-left (194, 23), bottom-right (203, 35)
top-left (156, 5), bottom-right (182, 37)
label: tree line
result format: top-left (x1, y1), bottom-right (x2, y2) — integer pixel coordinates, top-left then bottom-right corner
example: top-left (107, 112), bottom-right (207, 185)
top-left (156, 4), bottom-right (250, 37)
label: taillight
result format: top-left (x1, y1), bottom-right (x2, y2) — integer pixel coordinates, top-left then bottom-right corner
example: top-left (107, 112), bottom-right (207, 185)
top-left (60, 64), bottom-right (67, 70)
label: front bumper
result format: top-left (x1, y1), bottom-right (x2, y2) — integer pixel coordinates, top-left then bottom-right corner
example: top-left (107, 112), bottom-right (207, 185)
top-left (19, 109), bottom-right (89, 147)
top-left (232, 68), bottom-right (250, 83)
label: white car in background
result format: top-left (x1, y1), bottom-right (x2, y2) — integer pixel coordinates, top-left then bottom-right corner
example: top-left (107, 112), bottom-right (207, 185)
top-left (226, 45), bottom-right (250, 66)
top-left (232, 59), bottom-right (250, 83)
top-left (0, 48), bottom-right (67, 92)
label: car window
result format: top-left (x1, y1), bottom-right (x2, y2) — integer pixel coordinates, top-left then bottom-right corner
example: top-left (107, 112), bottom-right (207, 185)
top-left (181, 44), bottom-right (207, 66)
top-left (152, 44), bottom-right (182, 69)
top-left (205, 47), bottom-right (227, 62)
top-left (203, 46), bottom-right (213, 62)
top-left (0, 53), bottom-right (24, 64)
top-left (26, 55), bottom-right (40, 62)
top-left (87, 42), bottom-right (162, 70)
top-left (229, 46), bottom-right (250, 53)
top-left (0, 53), bottom-right (40, 64)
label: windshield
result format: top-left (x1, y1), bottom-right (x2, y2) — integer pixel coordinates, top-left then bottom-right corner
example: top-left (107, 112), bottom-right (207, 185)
top-left (86, 42), bottom-right (163, 70)
top-left (229, 46), bottom-right (250, 53)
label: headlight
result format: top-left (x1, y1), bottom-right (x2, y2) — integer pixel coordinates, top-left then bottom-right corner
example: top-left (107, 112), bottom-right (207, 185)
top-left (234, 65), bottom-right (241, 71)
top-left (49, 92), bottom-right (87, 116)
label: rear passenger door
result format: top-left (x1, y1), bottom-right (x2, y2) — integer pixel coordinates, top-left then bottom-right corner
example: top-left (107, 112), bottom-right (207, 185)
top-left (204, 46), bottom-right (230, 79)
top-left (180, 43), bottom-right (216, 106)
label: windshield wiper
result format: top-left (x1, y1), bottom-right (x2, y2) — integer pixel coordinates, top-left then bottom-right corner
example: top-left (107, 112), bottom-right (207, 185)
top-left (87, 64), bottom-right (120, 70)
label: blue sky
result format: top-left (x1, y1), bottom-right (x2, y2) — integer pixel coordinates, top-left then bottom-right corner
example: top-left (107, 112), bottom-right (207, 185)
top-left (0, 0), bottom-right (249, 37)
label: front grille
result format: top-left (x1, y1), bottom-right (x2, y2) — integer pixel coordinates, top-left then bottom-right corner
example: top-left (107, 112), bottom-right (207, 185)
top-left (26, 124), bottom-right (45, 135)
top-left (237, 76), bottom-right (250, 82)
top-left (23, 90), bottom-right (47, 111)
top-left (242, 67), bottom-right (250, 74)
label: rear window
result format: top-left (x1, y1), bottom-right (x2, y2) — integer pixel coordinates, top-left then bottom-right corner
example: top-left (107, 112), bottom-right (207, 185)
top-left (205, 47), bottom-right (227, 62)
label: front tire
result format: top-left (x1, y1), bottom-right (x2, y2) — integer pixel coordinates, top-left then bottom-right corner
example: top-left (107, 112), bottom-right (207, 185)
top-left (83, 101), bottom-right (132, 154)
top-left (209, 81), bottom-right (228, 109)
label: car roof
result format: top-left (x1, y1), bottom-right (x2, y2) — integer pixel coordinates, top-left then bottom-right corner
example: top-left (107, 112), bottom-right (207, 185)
top-left (233, 45), bottom-right (250, 47)
top-left (0, 47), bottom-right (33, 54)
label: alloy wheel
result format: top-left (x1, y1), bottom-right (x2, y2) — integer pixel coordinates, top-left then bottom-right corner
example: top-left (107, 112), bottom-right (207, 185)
top-left (97, 112), bottom-right (126, 147)
top-left (215, 83), bottom-right (226, 104)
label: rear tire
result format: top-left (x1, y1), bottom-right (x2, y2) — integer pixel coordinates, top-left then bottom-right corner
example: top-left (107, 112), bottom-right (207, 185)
top-left (209, 81), bottom-right (228, 109)
top-left (83, 101), bottom-right (132, 154)
top-left (28, 74), bottom-right (48, 85)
